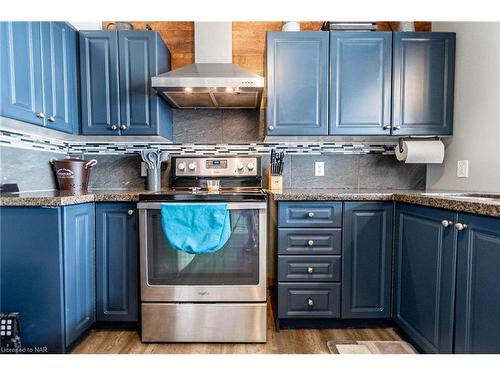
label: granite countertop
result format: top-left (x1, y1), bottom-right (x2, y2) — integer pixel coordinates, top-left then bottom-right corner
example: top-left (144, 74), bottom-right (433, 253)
top-left (269, 188), bottom-right (500, 218)
top-left (0, 190), bottom-right (146, 207)
top-left (1, 188), bottom-right (499, 218)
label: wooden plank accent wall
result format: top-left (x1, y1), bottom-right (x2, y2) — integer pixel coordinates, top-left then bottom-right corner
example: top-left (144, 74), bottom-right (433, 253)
top-left (102, 21), bottom-right (431, 74)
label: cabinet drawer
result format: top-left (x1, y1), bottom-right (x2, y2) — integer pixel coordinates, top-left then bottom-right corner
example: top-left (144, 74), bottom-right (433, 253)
top-left (278, 256), bottom-right (341, 282)
top-left (278, 228), bottom-right (341, 255)
top-left (278, 282), bottom-right (341, 318)
top-left (278, 202), bottom-right (342, 227)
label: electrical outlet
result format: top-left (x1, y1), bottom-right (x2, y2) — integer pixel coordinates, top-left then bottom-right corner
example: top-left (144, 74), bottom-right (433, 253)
top-left (314, 161), bottom-right (324, 177)
top-left (141, 162), bottom-right (148, 177)
top-left (457, 160), bottom-right (469, 178)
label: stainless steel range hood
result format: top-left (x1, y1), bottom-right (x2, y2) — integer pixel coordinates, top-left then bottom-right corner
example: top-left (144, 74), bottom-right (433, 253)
top-left (152, 22), bottom-right (264, 109)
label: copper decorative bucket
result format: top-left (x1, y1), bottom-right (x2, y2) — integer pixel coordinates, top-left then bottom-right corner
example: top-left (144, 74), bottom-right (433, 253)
top-left (50, 158), bottom-right (97, 194)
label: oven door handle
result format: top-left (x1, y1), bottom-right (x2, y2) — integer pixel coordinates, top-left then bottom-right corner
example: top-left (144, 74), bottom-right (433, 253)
top-left (137, 202), bottom-right (267, 210)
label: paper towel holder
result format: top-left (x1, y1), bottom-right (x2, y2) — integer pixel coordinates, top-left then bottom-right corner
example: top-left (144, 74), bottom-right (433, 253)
top-left (398, 136), bottom-right (441, 153)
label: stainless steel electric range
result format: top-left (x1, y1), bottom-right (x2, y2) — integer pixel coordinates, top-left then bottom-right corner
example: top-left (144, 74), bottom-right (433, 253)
top-left (137, 156), bottom-right (267, 343)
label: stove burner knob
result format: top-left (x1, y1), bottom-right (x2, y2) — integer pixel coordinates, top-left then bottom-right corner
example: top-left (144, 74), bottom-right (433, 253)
top-left (188, 162), bottom-right (196, 171)
top-left (247, 162), bottom-right (255, 171)
top-left (178, 162), bottom-right (186, 171)
top-left (236, 161), bottom-right (244, 171)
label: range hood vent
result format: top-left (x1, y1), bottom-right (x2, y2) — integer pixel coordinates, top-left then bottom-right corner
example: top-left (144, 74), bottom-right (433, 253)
top-left (152, 22), bottom-right (264, 109)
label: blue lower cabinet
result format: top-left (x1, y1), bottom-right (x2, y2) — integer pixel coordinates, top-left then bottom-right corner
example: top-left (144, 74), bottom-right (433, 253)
top-left (63, 203), bottom-right (95, 346)
top-left (454, 213), bottom-right (500, 354)
top-left (342, 202), bottom-right (393, 319)
top-left (95, 203), bottom-right (138, 323)
top-left (394, 204), bottom-right (457, 353)
top-left (0, 204), bottom-right (94, 353)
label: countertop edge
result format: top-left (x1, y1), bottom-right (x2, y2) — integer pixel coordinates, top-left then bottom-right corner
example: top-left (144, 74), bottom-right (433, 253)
top-left (1, 190), bottom-right (499, 218)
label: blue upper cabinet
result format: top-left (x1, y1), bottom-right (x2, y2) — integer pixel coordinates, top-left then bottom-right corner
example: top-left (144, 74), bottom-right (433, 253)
top-left (0, 22), bottom-right (44, 125)
top-left (454, 214), bottom-right (500, 354)
top-left (394, 204), bottom-right (457, 353)
top-left (266, 32), bottom-right (329, 136)
top-left (330, 32), bottom-right (392, 135)
top-left (79, 31), bottom-right (120, 135)
top-left (40, 22), bottom-right (79, 133)
top-left (118, 31), bottom-right (171, 137)
top-left (0, 22), bottom-right (79, 133)
top-left (392, 32), bottom-right (455, 136)
top-left (95, 203), bottom-right (138, 323)
top-left (342, 202), bottom-right (393, 319)
top-left (80, 30), bottom-right (172, 137)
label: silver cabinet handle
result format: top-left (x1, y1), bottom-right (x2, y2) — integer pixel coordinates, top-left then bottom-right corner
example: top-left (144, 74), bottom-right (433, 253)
top-left (383, 124), bottom-right (391, 130)
top-left (455, 223), bottom-right (468, 231)
top-left (127, 209), bottom-right (134, 216)
top-left (307, 212), bottom-right (315, 218)
top-left (36, 112), bottom-right (46, 119)
top-left (307, 298), bottom-right (314, 307)
top-left (441, 220), bottom-right (453, 228)
top-left (307, 267), bottom-right (314, 274)
top-left (120, 124), bottom-right (128, 130)
top-left (393, 125), bottom-right (401, 130)
top-left (268, 125), bottom-right (274, 131)
top-left (307, 240), bottom-right (315, 246)
top-left (110, 125), bottom-right (118, 130)
top-left (47, 115), bottom-right (55, 122)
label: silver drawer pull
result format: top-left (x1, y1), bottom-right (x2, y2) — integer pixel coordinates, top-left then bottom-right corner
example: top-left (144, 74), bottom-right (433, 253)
top-left (36, 112), bottom-right (46, 119)
top-left (455, 222), bottom-right (468, 231)
top-left (110, 124), bottom-right (118, 130)
top-left (120, 124), bottom-right (128, 130)
top-left (307, 267), bottom-right (314, 274)
top-left (127, 209), bottom-right (134, 216)
top-left (307, 298), bottom-right (314, 307)
top-left (307, 240), bottom-right (315, 246)
top-left (307, 212), bottom-right (315, 218)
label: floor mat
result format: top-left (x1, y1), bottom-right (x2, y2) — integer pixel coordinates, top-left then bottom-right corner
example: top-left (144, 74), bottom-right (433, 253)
top-left (327, 340), bottom-right (417, 354)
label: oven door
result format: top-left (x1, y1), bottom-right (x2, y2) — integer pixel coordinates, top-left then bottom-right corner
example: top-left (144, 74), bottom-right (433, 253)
top-left (138, 201), bottom-right (267, 302)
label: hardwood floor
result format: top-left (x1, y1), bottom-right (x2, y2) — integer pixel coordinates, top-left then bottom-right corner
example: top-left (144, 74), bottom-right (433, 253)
top-left (74, 300), bottom-right (402, 354)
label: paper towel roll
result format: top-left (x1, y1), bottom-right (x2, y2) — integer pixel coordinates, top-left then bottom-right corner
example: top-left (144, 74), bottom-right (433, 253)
top-left (395, 140), bottom-right (445, 164)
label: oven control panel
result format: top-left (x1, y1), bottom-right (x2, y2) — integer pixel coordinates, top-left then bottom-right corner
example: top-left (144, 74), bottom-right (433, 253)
top-left (174, 157), bottom-right (260, 177)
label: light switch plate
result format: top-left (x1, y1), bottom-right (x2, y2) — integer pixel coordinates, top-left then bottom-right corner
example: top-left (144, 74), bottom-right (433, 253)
top-left (457, 160), bottom-right (469, 178)
top-left (314, 161), bottom-right (325, 177)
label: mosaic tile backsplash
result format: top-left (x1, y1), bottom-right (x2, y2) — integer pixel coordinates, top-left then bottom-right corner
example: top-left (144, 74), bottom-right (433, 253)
top-left (0, 109), bottom-right (425, 192)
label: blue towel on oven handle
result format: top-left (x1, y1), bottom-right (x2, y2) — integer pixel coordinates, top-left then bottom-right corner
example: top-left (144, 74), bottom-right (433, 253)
top-left (160, 203), bottom-right (231, 254)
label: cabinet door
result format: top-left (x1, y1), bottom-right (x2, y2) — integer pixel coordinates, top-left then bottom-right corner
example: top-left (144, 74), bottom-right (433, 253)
top-left (455, 214), bottom-right (500, 354)
top-left (118, 31), bottom-right (158, 135)
top-left (80, 31), bottom-right (120, 135)
top-left (342, 202), bottom-right (393, 319)
top-left (63, 203), bottom-right (95, 348)
top-left (394, 204), bottom-right (457, 353)
top-left (392, 32), bottom-right (455, 136)
top-left (266, 32), bottom-right (329, 136)
top-left (0, 206), bottom-right (66, 353)
top-left (0, 22), bottom-right (44, 125)
top-left (95, 203), bottom-right (138, 322)
top-left (40, 22), bottom-right (79, 134)
top-left (330, 32), bottom-right (392, 135)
